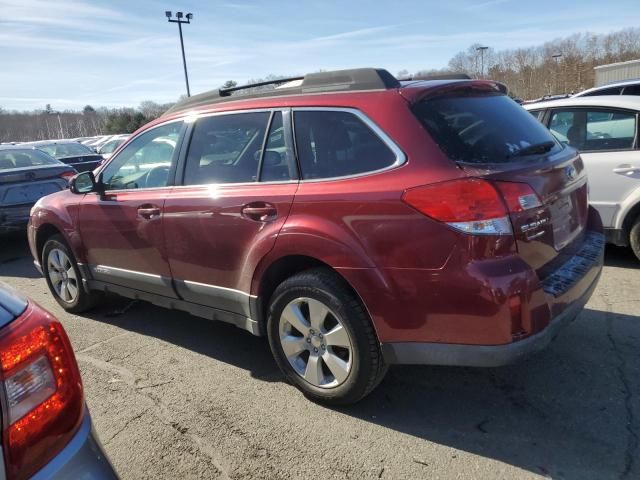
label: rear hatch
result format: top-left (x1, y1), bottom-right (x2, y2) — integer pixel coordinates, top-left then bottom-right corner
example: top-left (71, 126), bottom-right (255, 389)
top-left (409, 84), bottom-right (591, 279)
top-left (0, 165), bottom-right (71, 209)
top-left (58, 154), bottom-right (103, 166)
top-left (57, 154), bottom-right (103, 172)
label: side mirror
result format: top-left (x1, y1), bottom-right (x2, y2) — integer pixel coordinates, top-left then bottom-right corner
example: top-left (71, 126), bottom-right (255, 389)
top-left (69, 171), bottom-right (103, 195)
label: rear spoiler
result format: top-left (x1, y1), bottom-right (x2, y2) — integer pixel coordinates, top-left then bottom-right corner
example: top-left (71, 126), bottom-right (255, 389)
top-left (401, 80), bottom-right (508, 104)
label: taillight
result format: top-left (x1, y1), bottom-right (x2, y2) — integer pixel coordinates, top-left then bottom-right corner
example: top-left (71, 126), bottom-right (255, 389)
top-left (0, 303), bottom-right (83, 480)
top-left (59, 171), bottom-right (75, 184)
top-left (494, 181), bottom-right (542, 213)
top-left (402, 178), bottom-right (512, 235)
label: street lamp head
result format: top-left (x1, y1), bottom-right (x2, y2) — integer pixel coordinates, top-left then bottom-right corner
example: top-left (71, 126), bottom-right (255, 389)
top-left (165, 10), bottom-right (172, 18)
top-left (176, 11), bottom-right (183, 18)
top-left (186, 13), bottom-right (193, 20)
top-left (476, 46), bottom-right (489, 51)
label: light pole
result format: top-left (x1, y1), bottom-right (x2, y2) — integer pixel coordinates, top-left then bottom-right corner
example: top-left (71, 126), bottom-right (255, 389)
top-left (46, 110), bottom-right (64, 139)
top-left (552, 53), bottom-right (563, 93)
top-left (166, 11), bottom-right (193, 97)
top-left (476, 46), bottom-right (489, 78)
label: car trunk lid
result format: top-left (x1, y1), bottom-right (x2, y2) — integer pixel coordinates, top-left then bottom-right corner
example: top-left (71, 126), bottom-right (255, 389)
top-left (0, 165), bottom-right (70, 206)
top-left (466, 151), bottom-right (589, 273)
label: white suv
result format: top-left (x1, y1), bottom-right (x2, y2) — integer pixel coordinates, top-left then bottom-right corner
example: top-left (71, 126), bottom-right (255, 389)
top-left (525, 96), bottom-right (640, 259)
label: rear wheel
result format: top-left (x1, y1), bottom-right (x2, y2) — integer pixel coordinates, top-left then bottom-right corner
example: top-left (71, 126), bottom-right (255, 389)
top-left (267, 268), bottom-right (387, 405)
top-left (42, 235), bottom-right (100, 312)
top-left (630, 218), bottom-right (640, 261)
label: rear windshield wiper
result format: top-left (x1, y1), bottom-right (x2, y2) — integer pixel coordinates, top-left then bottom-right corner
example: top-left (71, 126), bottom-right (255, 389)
top-left (511, 141), bottom-right (556, 157)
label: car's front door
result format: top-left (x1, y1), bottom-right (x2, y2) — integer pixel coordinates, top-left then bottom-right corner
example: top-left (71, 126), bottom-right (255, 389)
top-left (163, 110), bottom-right (298, 316)
top-left (77, 120), bottom-right (185, 296)
top-left (548, 107), bottom-right (640, 228)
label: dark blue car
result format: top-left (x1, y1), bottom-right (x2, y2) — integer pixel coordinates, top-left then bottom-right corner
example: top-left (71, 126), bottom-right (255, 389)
top-left (29, 141), bottom-right (104, 173)
top-left (0, 146), bottom-right (76, 234)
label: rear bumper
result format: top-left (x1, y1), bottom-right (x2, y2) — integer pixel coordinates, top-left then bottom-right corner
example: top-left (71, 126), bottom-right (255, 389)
top-left (32, 409), bottom-right (118, 480)
top-left (0, 204), bottom-right (32, 233)
top-left (382, 251), bottom-right (602, 367)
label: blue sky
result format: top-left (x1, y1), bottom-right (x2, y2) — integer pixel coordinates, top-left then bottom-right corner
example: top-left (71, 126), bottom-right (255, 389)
top-left (1, 0), bottom-right (639, 111)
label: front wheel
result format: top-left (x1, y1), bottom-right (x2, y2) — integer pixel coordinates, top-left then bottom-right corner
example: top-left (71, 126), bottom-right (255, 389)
top-left (42, 235), bottom-right (101, 313)
top-left (267, 268), bottom-right (387, 405)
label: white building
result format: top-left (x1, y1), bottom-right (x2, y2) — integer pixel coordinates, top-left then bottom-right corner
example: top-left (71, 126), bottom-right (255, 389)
top-left (594, 59), bottom-right (640, 86)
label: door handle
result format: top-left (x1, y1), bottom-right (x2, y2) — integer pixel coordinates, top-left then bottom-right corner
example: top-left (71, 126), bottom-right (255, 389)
top-left (241, 202), bottom-right (277, 222)
top-left (137, 205), bottom-right (161, 219)
top-left (613, 164), bottom-right (640, 175)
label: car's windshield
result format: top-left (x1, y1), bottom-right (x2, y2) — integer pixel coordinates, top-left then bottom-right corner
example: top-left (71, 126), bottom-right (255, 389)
top-left (38, 142), bottom-right (93, 158)
top-left (100, 138), bottom-right (126, 154)
top-left (0, 149), bottom-right (61, 170)
top-left (413, 93), bottom-right (562, 164)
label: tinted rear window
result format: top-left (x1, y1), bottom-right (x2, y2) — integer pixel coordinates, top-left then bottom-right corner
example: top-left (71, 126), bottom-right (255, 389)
top-left (413, 93), bottom-right (562, 164)
top-left (0, 149), bottom-right (61, 170)
top-left (38, 143), bottom-right (93, 158)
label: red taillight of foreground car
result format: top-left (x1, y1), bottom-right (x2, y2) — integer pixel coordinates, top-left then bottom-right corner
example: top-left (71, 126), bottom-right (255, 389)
top-left (0, 303), bottom-right (83, 480)
top-left (402, 178), bottom-right (512, 235)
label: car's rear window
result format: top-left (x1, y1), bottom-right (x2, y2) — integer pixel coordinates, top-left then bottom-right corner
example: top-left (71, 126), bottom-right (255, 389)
top-left (38, 142), bottom-right (93, 158)
top-left (413, 93), bottom-right (562, 164)
top-left (0, 149), bottom-right (61, 170)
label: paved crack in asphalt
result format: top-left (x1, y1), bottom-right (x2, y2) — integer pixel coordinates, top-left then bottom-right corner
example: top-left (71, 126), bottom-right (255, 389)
top-left (603, 298), bottom-right (639, 479)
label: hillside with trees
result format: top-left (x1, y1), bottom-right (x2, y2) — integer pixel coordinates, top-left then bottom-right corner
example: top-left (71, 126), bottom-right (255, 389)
top-left (402, 27), bottom-right (640, 100)
top-left (0, 100), bottom-right (174, 142)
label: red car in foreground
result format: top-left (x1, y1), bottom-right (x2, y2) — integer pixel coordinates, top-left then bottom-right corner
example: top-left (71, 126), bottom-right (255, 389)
top-left (0, 282), bottom-right (116, 479)
top-left (28, 68), bottom-right (604, 404)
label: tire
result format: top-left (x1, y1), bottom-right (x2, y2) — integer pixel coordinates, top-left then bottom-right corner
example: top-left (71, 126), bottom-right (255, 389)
top-left (42, 234), bottom-right (100, 313)
top-left (267, 268), bottom-right (387, 405)
top-left (630, 218), bottom-right (640, 261)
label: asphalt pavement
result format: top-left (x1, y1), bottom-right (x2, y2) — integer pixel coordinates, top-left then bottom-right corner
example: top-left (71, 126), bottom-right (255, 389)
top-left (0, 233), bottom-right (638, 479)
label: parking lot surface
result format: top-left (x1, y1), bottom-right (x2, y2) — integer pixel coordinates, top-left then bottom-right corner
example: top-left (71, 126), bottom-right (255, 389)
top-left (0, 234), bottom-right (638, 480)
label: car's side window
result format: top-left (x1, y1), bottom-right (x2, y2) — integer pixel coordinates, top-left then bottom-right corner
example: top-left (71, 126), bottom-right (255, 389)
top-left (100, 121), bottom-right (184, 191)
top-left (528, 109), bottom-right (543, 121)
top-left (260, 112), bottom-right (293, 182)
top-left (549, 109), bottom-right (636, 152)
top-left (293, 110), bottom-right (397, 180)
top-left (183, 112), bottom-right (270, 185)
top-left (582, 86), bottom-right (623, 96)
top-left (623, 85), bottom-right (640, 96)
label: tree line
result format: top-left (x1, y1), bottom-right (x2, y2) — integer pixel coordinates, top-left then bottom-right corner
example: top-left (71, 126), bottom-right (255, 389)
top-left (0, 100), bottom-right (173, 143)
top-left (400, 27), bottom-right (640, 100)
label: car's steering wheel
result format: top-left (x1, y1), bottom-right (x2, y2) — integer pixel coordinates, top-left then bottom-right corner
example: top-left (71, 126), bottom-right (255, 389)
top-left (144, 165), bottom-right (170, 188)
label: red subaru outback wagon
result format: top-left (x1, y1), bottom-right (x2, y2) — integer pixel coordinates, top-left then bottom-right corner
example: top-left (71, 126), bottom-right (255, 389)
top-left (28, 69), bottom-right (604, 404)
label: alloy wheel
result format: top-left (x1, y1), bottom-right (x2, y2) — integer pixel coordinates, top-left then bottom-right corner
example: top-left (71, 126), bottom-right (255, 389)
top-left (47, 248), bottom-right (79, 303)
top-left (278, 297), bottom-right (354, 388)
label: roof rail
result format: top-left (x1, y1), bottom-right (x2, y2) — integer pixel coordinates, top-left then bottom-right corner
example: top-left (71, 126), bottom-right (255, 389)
top-left (164, 68), bottom-right (401, 115)
top-left (219, 76), bottom-right (304, 96)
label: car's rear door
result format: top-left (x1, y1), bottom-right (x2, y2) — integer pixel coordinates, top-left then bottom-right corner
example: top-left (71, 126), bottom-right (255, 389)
top-left (163, 110), bottom-right (298, 316)
top-left (546, 107), bottom-right (640, 228)
top-left (77, 120), bottom-right (186, 297)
